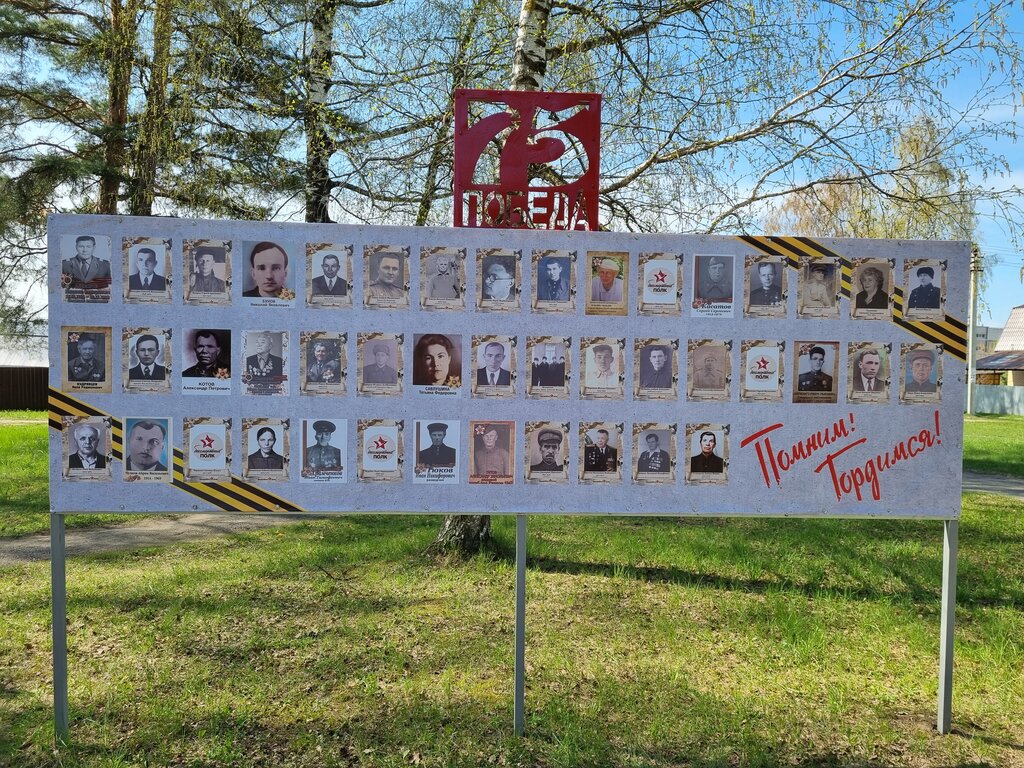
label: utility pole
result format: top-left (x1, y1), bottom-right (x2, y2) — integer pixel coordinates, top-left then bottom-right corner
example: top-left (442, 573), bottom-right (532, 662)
top-left (966, 243), bottom-right (981, 416)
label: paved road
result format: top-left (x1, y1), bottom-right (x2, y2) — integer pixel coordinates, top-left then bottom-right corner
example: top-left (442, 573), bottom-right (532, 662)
top-left (0, 472), bottom-right (1020, 567)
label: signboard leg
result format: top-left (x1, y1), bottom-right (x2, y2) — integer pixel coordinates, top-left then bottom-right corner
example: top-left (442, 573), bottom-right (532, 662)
top-left (514, 514), bottom-right (527, 736)
top-left (50, 512), bottom-right (70, 743)
top-left (937, 518), bottom-right (958, 735)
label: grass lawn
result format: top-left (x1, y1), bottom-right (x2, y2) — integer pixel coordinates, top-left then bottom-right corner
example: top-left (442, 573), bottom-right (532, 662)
top-left (1, 502), bottom-right (1022, 767)
top-left (963, 414), bottom-right (1024, 478)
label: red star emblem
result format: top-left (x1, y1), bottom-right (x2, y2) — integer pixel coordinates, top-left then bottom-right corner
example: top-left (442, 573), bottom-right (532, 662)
top-left (373, 435), bottom-right (389, 450)
top-left (756, 357), bottom-right (771, 370)
top-left (654, 269), bottom-right (668, 283)
top-left (200, 434), bottom-right (215, 449)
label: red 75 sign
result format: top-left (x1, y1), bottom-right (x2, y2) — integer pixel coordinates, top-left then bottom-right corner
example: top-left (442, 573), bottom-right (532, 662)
top-left (454, 89), bottom-right (601, 231)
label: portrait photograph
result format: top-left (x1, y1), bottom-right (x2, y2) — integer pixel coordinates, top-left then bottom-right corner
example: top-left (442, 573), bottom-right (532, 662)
top-left (469, 420), bottom-right (514, 485)
top-left (357, 332), bottom-right (403, 396)
top-left (241, 330), bottom-right (288, 396)
top-left (637, 252), bottom-right (682, 315)
top-left (531, 249), bottom-right (575, 313)
top-left (412, 333), bottom-right (462, 393)
top-left (123, 237), bottom-right (172, 304)
top-left (123, 417), bottom-right (172, 482)
top-left (307, 243), bottom-right (352, 308)
top-left (62, 326), bottom-right (112, 394)
top-left (420, 246), bottom-right (466, 311)
top-left (300, 331), bottom-right (347, 396)
top-left (797, 257), bottom-right (839, 318)
top-left (183, 240), bottom-right (231, 305)
top-left (242, 418), bottom-right (289, 482)
top-left (183, 417), bottom-right (232, 483)
top-left (477, 248), bottom-right (521, 311)
top-left (364, 244), bottom-right (410, 309)
top-left (848, 342), bottom-right (891, 404)
top-left (584, 250), bottom-right (628, 316)
top-left (740, 339), bottom-right (784, 402)
top-left (579, 422), bottom-right (622, 483)
top-left (62, 416), bottom-right (112, 482)
top-left (527, 336), bottom-right (570, 398)
top-left (414, 420), bottom-right (459, 485)
top-left (301, 418), bottom-right (347, 483)
top-left (793, 341), bottom-right (840, 404)
top-left (685, 423), bottom-right (728, 485)
top-left (241, 240), bottom-right (295, 306)
top-left (123, 327), bottom-right (172, 394)
top-left (633, 423), bottom-right (676, 484)
top-left (471, 335), bottom-right (516, 398)
top-left (181, 328), bottom-right (231, 395)
top-left (903, 259), bottom-right (945, 321)
top-left (634, 338), bottom-right (677, 401)
top-left (580, 337), bottom-right (625, 400)
top-left (524, 421), bottom-right (569, 483)
top-left (692, 253), bottom-right (734, 317)
top-left (59, 234), bottom-right (112, 302)
top-left (357, 419), bottom-right (403, 482)
top-left (687, 339), bottom-right (731, 402)
top-left (900, 343), bottom-right (942, 404)
top-left (851, 258), bottom-right (893, 320)
top-left (744, 255), bottom-right (786, 318)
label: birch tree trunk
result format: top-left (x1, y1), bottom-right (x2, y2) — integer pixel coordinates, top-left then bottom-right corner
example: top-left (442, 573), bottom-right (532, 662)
top-left (305, 0), bottom-right (341, 223)
top-left (429, 0), bottom-right (553, 557)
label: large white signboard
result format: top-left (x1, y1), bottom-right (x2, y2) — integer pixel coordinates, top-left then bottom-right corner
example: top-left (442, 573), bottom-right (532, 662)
top-left (48, 215), bottom-right (967, 517)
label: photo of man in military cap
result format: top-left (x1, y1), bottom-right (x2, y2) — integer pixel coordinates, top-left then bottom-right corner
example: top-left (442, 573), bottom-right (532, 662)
top-left (305, 420), bottom-right (343, 471)
top-left (530, 427), bottom-right (564, 473)
top-left (418, 422), bottom-right (457, 468)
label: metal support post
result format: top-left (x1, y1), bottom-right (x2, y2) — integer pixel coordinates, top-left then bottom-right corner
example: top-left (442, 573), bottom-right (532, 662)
top-left (514, 514), bottom-right (527, 736)
top-left (50, 513), bottom-right (69, 743)
top-left (937, 518), bottom-right (959, 734)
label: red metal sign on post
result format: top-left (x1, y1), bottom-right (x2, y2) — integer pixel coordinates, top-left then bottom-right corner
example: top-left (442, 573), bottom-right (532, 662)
top-left (453, 89), bottom-right (601, 230)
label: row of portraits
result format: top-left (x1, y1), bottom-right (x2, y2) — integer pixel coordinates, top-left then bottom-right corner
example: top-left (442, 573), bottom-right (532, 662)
top-left (57, 235), bottom-right (949, 320)
top-left (62, 326), bottom-right (944, 404)
top-left (61, 416), bottom-right (732, 486)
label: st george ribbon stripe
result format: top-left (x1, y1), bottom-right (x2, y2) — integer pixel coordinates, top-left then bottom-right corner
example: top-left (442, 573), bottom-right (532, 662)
top-left (738, 236), bottom-right (968, 361)
top-left (48, 387), bottom-right (305, 513)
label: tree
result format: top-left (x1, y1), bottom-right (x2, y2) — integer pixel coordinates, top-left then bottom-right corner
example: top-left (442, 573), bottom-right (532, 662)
top-left (763, 117), bottom-right (978, 242)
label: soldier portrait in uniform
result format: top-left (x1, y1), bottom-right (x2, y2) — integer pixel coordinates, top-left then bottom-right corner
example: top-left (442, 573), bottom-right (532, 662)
top-left (581, 337), bottom-right (624, 399)
top-left (301, 332), bottom-right (346, 395)
top-left (633, 423), bottom-right (675, 484)
top-left (579, 422), bottom-right (621, 483)
top-left (525, 422), bottom-right (568, 482)
top-left (532, 250), bottom-right (575, 312)
top-left (688, 340), bottom-right (730, 402)
top-left (692, 254), bottom-right (734, 317)
top-left (357, 333), bottom-right (403, 395)
top-left (364, 245), bottom-right (410, 308)
top-left (904, 260), bottom-right (944, 320)
top-left (793, 341), bottom-right (839, 404)
top-left (301, 419), bottom-right (346, 482)
top-left (745, 256), bottom-right (785, 318)
top-left (63, 327), bottom-right (112, 393)
top-left (469, 421), bottom-right (514, 484)
top-left (183, 241), bottom-right (230, 304)
top-left (242, 330), bottom-right (288, 396)
top-left (60, 234), bottom-right (112, 301)
top-left (901, 344), bottom-right (942, 403)
top-left (414, 420), bottom-right (459, 485)
top-left (797, 258), bottom-right (839, 318)
top-left (420, 246), bottom-right (465, 310)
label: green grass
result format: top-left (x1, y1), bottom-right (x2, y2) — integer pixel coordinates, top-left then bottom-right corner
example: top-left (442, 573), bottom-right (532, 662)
top-left (1, 503), bottom-right (1022, 767)
top-left (963, 414), bottom-right (1024, 478)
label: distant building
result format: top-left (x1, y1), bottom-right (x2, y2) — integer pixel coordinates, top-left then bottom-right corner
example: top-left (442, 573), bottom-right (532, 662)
top-left (977, 306), bottom-right (1024, 386)
top-left (0, 333), bottom-right (48, 410)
